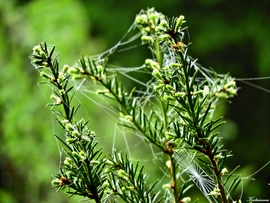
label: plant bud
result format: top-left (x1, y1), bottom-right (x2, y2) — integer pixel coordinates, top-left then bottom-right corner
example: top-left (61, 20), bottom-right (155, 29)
top-left (162, 183), bottom-right (171, 189)
top-left (163, 95), bottom-right (175, 101)
top-left (141, 35), bottom-right (154, 44)
top-left (154, 83), bottom-right (165, 91)
top-left (62, 64), bottom-right (69, 73)
top-left (220, 168), bottom-right (228, 176)
top-left (166, 160), bottom-right (171, 168)
top-left (159, 19), bottom-right (169, 29)
top-left (68, 67), bottom-right (80, 74)
top-left (40, 51), bottom-right (47, 59)
top-left (40, 72), bottom-right (52, 80)
top-left (97, 65), bottom-right (103, 73)
top-left (181, 197), bottom-right (191, 203)
top-left (118, 169), bottom-right (129, 180)
top-left (152, 68), bottom-right (162, 80)
top-left (51, 178), bottom-right (60, 187)
top-left (170, 63), bottom-right (182, 69)
top-left (33, 45), bottom-right (42, 55)
top-left (165, 85), bottom-right (175, 92)
top-left (71, 130), bottom-right (80, 137)
top-left (135, 14), bottom-right (148, 25)
top-left (175, 15), bottom-right (185, 31)
top-left (159, 34), bottom-right (171, 41)
top-left (175, 92), bottom-right (187, 97)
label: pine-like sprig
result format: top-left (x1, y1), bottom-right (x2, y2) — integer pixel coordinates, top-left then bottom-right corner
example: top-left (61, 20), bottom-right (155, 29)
top-left (31, 8), bottom-right (241, 203)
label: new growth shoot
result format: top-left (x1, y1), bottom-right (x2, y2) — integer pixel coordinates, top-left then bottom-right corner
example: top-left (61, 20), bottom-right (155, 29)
top-left (29, 7), bottom-right (263, 203)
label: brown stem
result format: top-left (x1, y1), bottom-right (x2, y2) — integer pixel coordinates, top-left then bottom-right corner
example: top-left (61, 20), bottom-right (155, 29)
top-left (205, 145), bottom-right (228, 203)
top-left (169, 153), bottom-right (178, 202)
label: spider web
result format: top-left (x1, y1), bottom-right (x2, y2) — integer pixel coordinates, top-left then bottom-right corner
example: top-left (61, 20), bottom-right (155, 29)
top-left (37, 20), bottom-right (270, 202)
top-left (173, 149), bottom-right (218, 203)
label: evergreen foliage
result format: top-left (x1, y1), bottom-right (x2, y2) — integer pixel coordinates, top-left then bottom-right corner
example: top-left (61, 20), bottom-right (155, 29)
top-left (31, 8), bottom-right (250, 203)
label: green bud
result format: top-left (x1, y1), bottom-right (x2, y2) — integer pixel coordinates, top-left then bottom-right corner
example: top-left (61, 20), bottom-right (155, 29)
top-left (123, 115), bottom-right (133, 122)
top-left (90, 160), bottom-right (100, 165)
top-left (192, 90), bottom-right (204, 95)
top-left (163, 95), bottom-right (175, 101)
top-left (96, 89), bottom-right (110, 95)
top-left (159, 34), bottom-right (170, 41)
top-left (165, 85), bottom-right (175, 92)
top-left (175, 92), bottom-right (187, 97)
top-left (59, 89), bottom-right (65, 95)
top-left (142, 26), bottom-right (151, 34)
top-left (90, 131), bottom-right (96, 137)
top-left (153, 83), bottom-right (165, 91)
top-left (159, 19), bottom-right (169, 29)
top-left (40, 72), bottom-right (52, 80)
top-left (50, 94), bottom-right (62, 104)
top-left (68, 67), bottom-right (80, 74)
top-left (177, 42), bottom-right (185, 52)
top-left (145, 59), bottom-right (160, 70)
top-left (227, 87), bottom-right (237, 96)
top-left (150, 13), bottom-right (157, 24)
top-left (152, 68), bottom-right (162, 80)
top-left (104, 159), bottom-right (114, 165)
top-left (72, 74), bottom-right (85, 80)
top-left (51, 178), bottom-right (60, 187)
top-left (166, 160), bottom-right (171, 168)
top-left (220, 168), bottom-right (228, 176)
top-left (163, 65), bottom-right (169, 71)
top-left (170, 63), bottom-right (182, 69)
top-left (79, 150), bottom-right (87, 160)
top-left (181, 197), bottom-right (191, 203)
top-left (141, 35), bottom-right (154, 44)
top-left (155, 26), bottom-right (164, 33)
top-left (127, 186), bottom-right (135, 190)
top-left (97, 65), bottom-right (103, 73)
top-left (66, 137), bottom-right (76, 144)
top-left (135, 14), bottom-right (148, 25)
top-left (224, 80), bottom-right (236, 89)
top-left (103, 180), bottom-right (110, 187)
top-left (203, 86), bottom-right (210, 95)
top-left (118, 169), bottom-right (129, 180)
top-left (57, 73), bottom-right (65, 83)
top-left (215, 92), bottom-right (227, 99)
top-left (40, 51), bottom-right (47, 59)
top-left (81, 135), bottom-right (91, 142)
top-left (62, 64), bottom-right (69, 73)
top-left (42, 62), bottom-right (49, 67)
top-left (175, 15), bottom-right (185, 31)
top-left (33, 45), bottom-right (42, 55)
top-left (71, 130), bottom-right (80, 137)
top-left (62, 119), bottom-right (69, 124)
top-left (65, 122), bottom-right (74, 131)
top-left (209, 188), bottom-right (221, 197)
top-left (64, 157), bottom-right (73, 167)
top-left (162, 183), bottom-right (171, 190)
top-left (214, 153), bottom-right (224, 161)
top-left (71, 151), bottom-right (80, 159)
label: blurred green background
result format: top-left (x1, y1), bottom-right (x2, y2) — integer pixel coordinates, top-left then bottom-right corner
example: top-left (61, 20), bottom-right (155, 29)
top-left (1, 0), bottom-right (270, 202)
